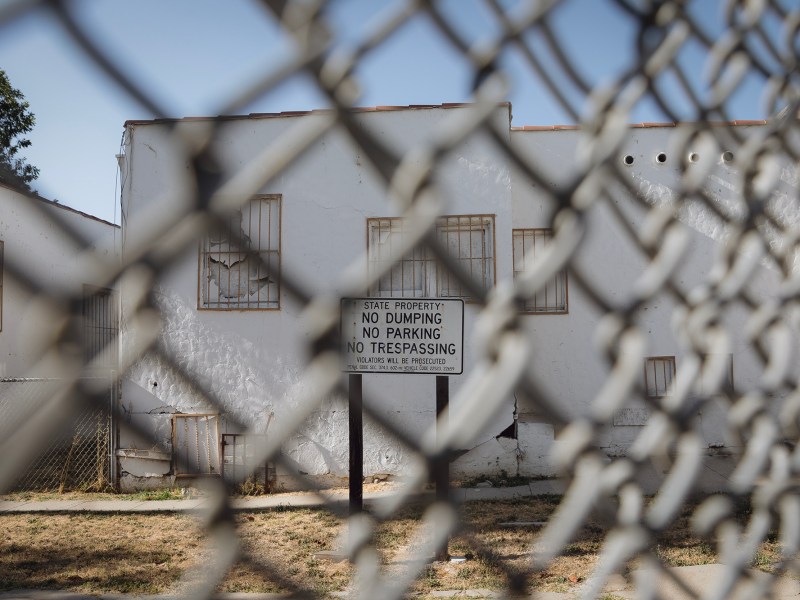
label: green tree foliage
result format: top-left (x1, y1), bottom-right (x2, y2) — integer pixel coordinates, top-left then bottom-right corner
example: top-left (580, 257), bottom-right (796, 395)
top-left (0, 69), bottom-right (39, 190)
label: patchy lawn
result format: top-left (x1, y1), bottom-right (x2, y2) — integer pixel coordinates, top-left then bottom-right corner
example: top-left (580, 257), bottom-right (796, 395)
top-left (0, 497), bottom-right (783, 596)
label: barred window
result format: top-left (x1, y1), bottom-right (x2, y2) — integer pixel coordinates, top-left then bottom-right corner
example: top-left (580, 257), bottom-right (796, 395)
top-left (199, 195), bottom-right (281, 310)
top-left (644, 356), bottom-right (676, 398)
top-left (512, 229), bottom-right (568, 314)
top-left (367, 218), bottom-right (428, 298)
top-left (367, 215), bottom-right (495, 300)
top-left (82, 285), bottom-right (118, 369)
top-left (436, 216), bottom-right (495, 299)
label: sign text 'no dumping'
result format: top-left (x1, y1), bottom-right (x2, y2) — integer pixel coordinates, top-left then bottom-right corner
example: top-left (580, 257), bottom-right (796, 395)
top-left (341, 298), bottom-right (464, 374)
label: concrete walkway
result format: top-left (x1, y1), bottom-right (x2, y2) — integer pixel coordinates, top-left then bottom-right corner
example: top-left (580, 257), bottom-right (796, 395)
top-left (2, 452), bottom-right (737, 515)
top-left (0, 480), bottom-right (567, 514)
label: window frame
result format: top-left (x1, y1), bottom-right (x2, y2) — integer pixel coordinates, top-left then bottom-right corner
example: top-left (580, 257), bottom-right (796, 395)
top-left (366, 214), bottom-right (496, 302)
top-left (197, 195), bottom-right (282, 311)
top-left (435, 215), bottom-right (496, 300)
top-left (644, 355), bottom-right (676, 398)
top-left (82, 284), bottom-right (119, 369)
top-left (366, 217), bottom-right (429, 298)
top-left (512, 228), bottom-right (568, 314)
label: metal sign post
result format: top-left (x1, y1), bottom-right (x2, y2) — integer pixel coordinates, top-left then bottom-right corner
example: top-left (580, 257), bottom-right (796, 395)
top-left (341, 298), bottom-right (464, 560)
top-left (348, 373), bottom-right (363, 516)
top-left (435, 374), bottom-right (450, 561)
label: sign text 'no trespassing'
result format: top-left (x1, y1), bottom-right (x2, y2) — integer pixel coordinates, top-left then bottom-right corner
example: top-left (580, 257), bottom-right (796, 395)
top-left (341, 298), bottom-right (464, 375)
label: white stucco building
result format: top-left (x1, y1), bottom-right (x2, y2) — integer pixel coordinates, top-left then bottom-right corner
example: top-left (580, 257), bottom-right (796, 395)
top-left (115, 103), bottom-right (789, 490)
top-left (0, 183), bottom-right (120, 377)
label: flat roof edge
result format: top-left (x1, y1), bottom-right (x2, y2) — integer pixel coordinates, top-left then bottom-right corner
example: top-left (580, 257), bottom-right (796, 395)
top-left (124, 102), bottom-right (513, 127)
top-left (0, 182), bottom-right (119, 228)
top-left (511, 119), bottom-right (769, 132)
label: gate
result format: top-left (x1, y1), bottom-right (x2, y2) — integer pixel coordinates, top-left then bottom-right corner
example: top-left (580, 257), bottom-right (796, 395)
top-left (221, 433), bottom-right (273, 488)
top-left (172, 414), bottom-right (221, 477)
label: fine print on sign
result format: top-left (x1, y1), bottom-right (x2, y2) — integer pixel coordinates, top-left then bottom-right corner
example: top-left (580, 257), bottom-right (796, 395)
top-left (341, 298), bottom-right (464, 375)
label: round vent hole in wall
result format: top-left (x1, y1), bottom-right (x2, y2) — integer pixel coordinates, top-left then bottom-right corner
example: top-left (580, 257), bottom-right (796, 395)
top-left (623, 154), bottom-right (635, 166)
top-left (656, 152), bottom-right (667, 164)
top-left (722, 151), bottom-right (734, 163)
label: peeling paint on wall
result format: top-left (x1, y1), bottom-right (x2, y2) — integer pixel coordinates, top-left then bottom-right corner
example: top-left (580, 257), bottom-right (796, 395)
top-left (127, 288), bottom-right (294, 429)
top-left (122, 289), bottom-right (421, 482)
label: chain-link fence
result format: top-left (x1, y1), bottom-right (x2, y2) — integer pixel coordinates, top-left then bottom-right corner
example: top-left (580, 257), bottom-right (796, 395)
top-left (0, 378), bottom-right (114, 492)
top-left (2, 0), bottom-right (800, 598)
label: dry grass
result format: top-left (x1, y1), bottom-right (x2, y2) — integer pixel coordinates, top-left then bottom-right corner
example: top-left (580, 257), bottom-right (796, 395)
top-left (1, 513), bottom-right (201, 593)
top-left (0, 496), bottom-right (783, 596)
top-left (2, 488), bottom-right (188, 502)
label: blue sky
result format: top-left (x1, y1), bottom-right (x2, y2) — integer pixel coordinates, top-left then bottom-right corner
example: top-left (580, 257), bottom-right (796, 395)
top-left (0, 0), bottom-right (783, 224)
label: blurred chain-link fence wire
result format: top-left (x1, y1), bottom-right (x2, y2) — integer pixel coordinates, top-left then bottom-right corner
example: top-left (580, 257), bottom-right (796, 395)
top-left (2, 0), bottom-right (800, 598)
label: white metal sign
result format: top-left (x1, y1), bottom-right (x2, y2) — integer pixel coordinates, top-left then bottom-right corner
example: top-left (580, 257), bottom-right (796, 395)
top-left (341, 298), bottom-right (464, 375)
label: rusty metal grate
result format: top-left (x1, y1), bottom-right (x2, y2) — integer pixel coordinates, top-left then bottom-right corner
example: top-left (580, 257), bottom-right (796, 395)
top-left (199, 195), bottom-right (281, 310)
top-left (512, 228), bottom-right (568, 313)
top-left (221, 433), bottom-right (273, 488)
top-left (368, 214), bottom-right (495, 300)
top-left (173, 414), bottom-right (221, 477)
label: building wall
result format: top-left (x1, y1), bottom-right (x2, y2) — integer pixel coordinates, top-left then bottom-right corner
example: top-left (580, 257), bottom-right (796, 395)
top-left (119, 105), bottom-right (527, 489)
top-left (510, 123), bottom-right (793, 457)
top-left (119, 106), bottom-right (797, 489)
top-left (0, 184), bottom-right (119, 377)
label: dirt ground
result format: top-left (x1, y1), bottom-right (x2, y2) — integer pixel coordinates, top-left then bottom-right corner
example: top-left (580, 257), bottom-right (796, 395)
top-left (0, 495), bottom-right (782, 597)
